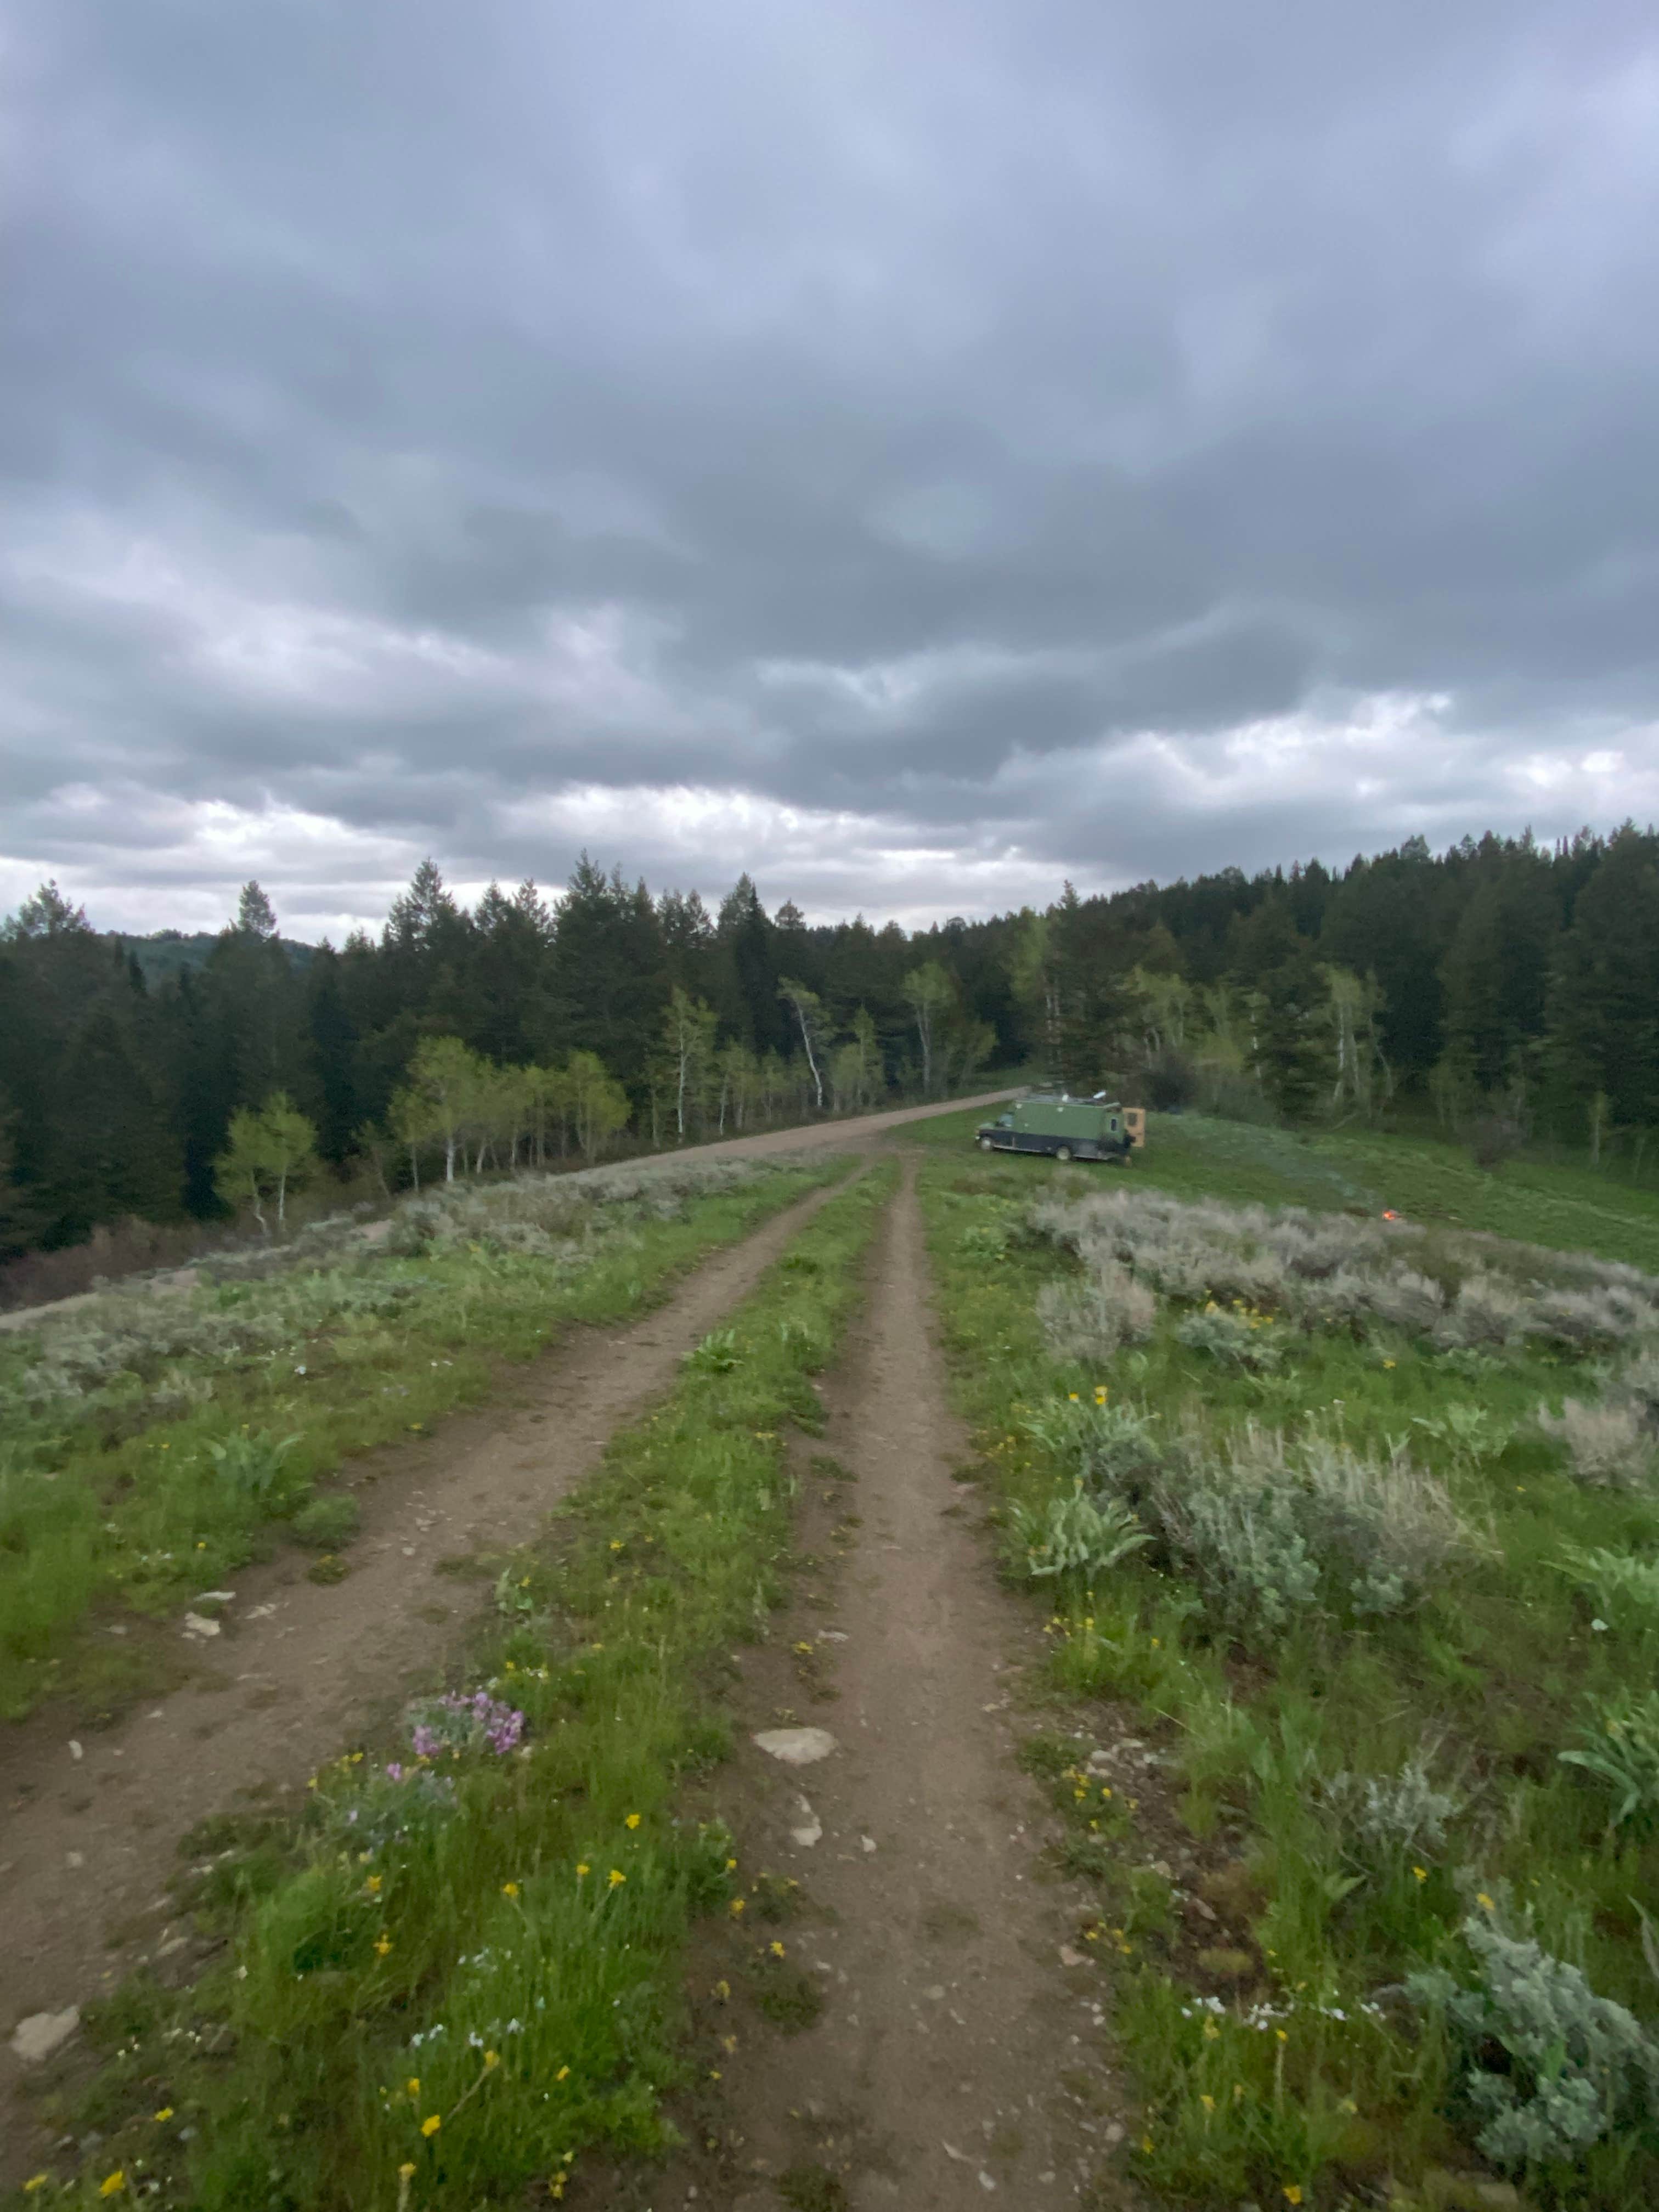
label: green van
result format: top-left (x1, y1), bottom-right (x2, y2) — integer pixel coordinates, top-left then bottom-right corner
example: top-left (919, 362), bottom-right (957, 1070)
top-left (974, 1092), bottom-right (1133, 1164)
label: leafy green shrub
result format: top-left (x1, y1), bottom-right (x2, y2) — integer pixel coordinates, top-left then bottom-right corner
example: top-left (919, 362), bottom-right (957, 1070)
top-left (1008, 1486), bottom-right (1152, 1582)
top-left (1410, 1402), bottom-right (1511, 1466)
top-left (206, 1427), bottom-right (301, 1502)
top-left (1560, 1688), bottom-right (1659, 1830)
top-left (684, 1327), bottom-right (740, 1374)
top-left (290, 1493), bottom-right (361, 1549)
top-left (1176, 1305), bottom-right (1284, 1372)
top-left (1559, 1544), bottom-right (1659, 1635)
top-left (1407, 1914), bottom-right (1659, 2169)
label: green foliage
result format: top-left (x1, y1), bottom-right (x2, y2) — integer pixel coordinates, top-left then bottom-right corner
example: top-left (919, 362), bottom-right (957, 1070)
top-left (1007, 1485), bottom-right (1151, 1582)
top-left (204, 1425), bottom-right (301, 1503)
top-left (213, 1090), bottom-right (318, 1232)
top-left (1560, 1689), bottom-right (1659, 1831)
top-left (289, 1492), bottom-right (360, 1549)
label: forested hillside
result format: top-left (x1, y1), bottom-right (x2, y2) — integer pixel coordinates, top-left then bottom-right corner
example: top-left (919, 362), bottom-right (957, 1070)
top-left (2, 824), bottom-right (1657, 1262)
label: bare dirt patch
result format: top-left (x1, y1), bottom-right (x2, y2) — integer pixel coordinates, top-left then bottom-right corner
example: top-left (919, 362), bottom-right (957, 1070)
top-left (616, 1164), bottom-right (1132, 2211)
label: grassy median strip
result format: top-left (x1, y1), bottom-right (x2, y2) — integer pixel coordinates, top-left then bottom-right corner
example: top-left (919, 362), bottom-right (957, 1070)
top-left (915, 1131), bottom-right (1659, 2212)
top-left (0, 1154), bottom-right (844, 1720)
top-left (15, 1157), bottom-right (896, 2212)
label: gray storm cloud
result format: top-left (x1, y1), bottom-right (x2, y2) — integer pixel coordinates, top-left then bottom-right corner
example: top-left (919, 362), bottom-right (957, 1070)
top-left (3, 0), bottom-right (1657, 936)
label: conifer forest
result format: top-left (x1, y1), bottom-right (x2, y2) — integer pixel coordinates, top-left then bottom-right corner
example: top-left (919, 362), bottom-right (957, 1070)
top-left (4, 824), bottom-right (1658, 1267)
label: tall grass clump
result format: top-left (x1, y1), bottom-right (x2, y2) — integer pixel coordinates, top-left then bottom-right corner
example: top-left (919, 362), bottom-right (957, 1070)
top-left (30, 1161), bottom-right (896, 2209)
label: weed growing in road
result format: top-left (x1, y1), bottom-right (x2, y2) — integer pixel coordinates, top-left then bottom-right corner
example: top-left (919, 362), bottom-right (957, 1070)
top-left (24, 1161), bottom-right (896, 2209)
top-left (0, 1153), bottom-right (842, 1718)
top-left (911, 1115), bottom-right (1659, 2209)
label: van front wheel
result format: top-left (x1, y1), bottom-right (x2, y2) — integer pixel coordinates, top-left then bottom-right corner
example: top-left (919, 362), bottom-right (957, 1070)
top-left (1054, 1144), bottom-right (1074, 1164)
top-left (978, 1136), bottom-right (993, 1150)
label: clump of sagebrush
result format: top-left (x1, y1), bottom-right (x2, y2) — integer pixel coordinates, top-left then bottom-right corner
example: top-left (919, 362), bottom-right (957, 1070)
top-left (1149, 1423), bottom-right (1473, 1638)
top-left (1032, 1184), bottom-right (1659, 1361)
top-left (387, 1154), bottom-right (773, 1256)
top-left (1538, 1397), bottom-right (1656, 1489)
top-left (1176, 1304), bottom-right (1284, 1372)
top-left (1020, 1396), bottom-right (1164, 1505)
top-left (1318, 1756), bottom-right (1462, 1874)
top-left (7, 1267), bottom-right (422, 1418)
top-left (1407, 1910), bottom-right (1659, 2170)
top-left (1037, 1260), bottom-right (1157, 1363)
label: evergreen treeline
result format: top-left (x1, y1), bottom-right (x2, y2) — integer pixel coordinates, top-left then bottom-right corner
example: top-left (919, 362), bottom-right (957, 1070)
top-left (3, 825), bottom-right (1657, 1259)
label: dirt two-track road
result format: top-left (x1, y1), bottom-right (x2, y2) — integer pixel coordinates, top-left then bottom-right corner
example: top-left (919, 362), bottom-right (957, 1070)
top-left (3, 1093), bottom-right (1133, 2205)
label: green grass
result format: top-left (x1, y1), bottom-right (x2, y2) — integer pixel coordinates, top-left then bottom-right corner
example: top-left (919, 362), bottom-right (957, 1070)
top-left (914, 1121), bottom-right (1659, 2211)
top-left (12, 1159), bottom-right (899, 2211)
top-left (0, 1158), bottom-right (843, 1721)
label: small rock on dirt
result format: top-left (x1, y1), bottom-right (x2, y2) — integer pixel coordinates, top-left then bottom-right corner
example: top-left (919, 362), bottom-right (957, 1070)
top-left (753, 1726), bottom-right (838, 1766)
top-left (10, 2008), bottom-right (79, 2065)
top-left (182, 1612), bottom-right (221, 1639)
top-left (789, 1795), bottom-right (823, 1847)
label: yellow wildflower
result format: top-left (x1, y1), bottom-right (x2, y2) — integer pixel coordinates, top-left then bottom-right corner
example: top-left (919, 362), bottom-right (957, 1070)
top-left (374, 1935), bottom-right (392, 1957)
top-left (556, 2063), bottom-right (571, 2081)
top-left (484, 2051), bottom-right (499, 2068)
top-left (607, 1868), bottom-right (625, 1888)
top-left (1477, 1892), bottom-right (1496, 1912)
top-left (100, 2177), bottom-right (126, 2200)
top-left (1284, 2190), bottom-right (1304, 2207)
top-left (406, 2078), bottom-right (420, 2097)
top-left (154, 2107), bottom-right (174, 2121)
top-left (625, 1813), bottom-right (641, 1830)
top-left (420, 2114), bottom-right (441, 2137)
top-left (575, 1863), bottom-right (590, 1879)
top-left (1200, 2094), bottom-right (1215, 2112)
top-left (399, 2167), bottom-right (416, 2184)
top-left (365, 1874), bottom-right (382, 1894)
top-left (770, 1940), bottom-right (786, 1959)
top-left (729, 1897), bottom-right (746, 1916)
top-left (1413, 1865), bottom-right (1429, 1883)
top-left (503, 1882), bottom-right (521, 1898)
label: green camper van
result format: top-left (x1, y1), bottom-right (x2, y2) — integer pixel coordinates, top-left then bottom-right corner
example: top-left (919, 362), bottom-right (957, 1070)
top-left (975, 1092), bottom-right (1133, 1164)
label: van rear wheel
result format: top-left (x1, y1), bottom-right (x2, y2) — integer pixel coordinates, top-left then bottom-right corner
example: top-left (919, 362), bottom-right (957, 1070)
top-left (1054, 1144), bottom-right (1073, 1164)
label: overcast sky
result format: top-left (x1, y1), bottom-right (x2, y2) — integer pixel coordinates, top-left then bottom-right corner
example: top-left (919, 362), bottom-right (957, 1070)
top-left (4, 0), bottom-right (1658, 940)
